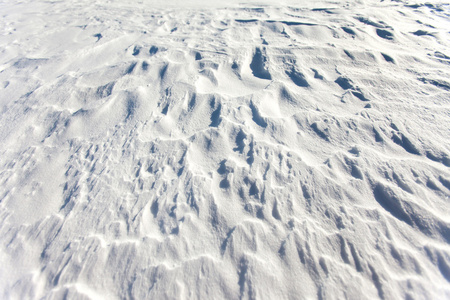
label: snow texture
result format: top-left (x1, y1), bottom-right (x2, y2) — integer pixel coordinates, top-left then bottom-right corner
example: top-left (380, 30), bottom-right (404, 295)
top-left (0, 0), bottom-right (449, 299)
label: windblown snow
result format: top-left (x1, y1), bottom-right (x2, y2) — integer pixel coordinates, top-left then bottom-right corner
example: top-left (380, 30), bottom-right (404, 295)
top-left (0, 0), bottom-right (449, 299)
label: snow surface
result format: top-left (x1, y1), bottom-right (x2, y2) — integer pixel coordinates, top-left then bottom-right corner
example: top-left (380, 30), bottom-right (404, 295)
top-left (0, 0), bottom-right (450, 299)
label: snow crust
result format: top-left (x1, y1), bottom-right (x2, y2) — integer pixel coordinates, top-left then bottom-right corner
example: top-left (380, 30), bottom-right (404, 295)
top-left (0, 0), bottom-right (449, 299)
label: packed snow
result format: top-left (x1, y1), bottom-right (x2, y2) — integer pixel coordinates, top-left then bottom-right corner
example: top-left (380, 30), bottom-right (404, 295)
top-left (0, 0), bottom-right (449, 299)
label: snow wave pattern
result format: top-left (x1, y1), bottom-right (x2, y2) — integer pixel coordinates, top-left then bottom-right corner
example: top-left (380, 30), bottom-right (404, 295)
top-left (0, 0), bottom-right (449, 299)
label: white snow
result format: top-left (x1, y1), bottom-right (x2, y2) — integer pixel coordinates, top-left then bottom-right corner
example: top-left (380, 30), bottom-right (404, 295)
top-left (0, 0), bottom-right (449, 299)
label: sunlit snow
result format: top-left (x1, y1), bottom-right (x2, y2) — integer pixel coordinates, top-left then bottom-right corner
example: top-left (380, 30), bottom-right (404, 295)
top-left (0, 0), bottom-right (449, 299)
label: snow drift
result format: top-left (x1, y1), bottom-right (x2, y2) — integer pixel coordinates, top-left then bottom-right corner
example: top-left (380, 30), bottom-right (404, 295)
top-left (0, 0), bottom-right (449, 299)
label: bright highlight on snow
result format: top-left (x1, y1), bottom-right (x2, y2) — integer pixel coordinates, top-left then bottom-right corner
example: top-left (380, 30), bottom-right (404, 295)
top-left (0, 0), bottom-right (449, 299)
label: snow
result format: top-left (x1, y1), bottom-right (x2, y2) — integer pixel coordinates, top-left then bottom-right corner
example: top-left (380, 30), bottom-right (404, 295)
top-left (0, 0), bottom-right (449, 299)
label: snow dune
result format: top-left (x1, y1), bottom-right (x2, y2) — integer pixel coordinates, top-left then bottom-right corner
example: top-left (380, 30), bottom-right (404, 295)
top-left (0, 0), bottom-right (449, 299)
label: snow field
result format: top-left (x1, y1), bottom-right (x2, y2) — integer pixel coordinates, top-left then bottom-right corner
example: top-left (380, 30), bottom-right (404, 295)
top-left (0, 0), bottom-right (449, 299)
